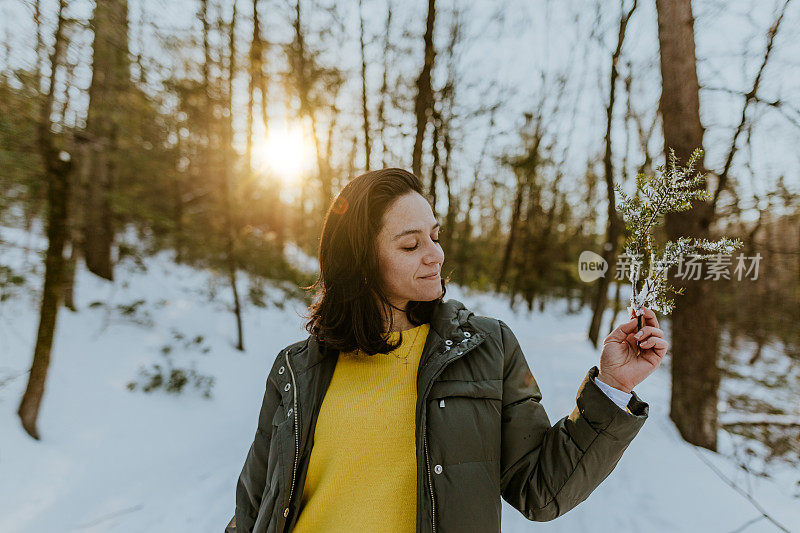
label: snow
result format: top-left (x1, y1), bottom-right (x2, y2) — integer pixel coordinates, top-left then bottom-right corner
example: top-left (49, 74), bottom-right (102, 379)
top-left (1, 225), bottom-right (798, 533)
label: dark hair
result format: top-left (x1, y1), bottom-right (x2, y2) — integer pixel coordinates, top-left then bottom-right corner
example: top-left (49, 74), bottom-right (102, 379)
top-left (302, 168), bottom-right (448, 355)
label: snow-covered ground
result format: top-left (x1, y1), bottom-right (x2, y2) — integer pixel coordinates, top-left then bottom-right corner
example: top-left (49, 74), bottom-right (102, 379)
top-left (1, 224), bottom-right (798, 533)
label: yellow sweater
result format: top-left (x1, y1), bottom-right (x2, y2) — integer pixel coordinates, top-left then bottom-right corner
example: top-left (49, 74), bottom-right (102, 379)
top-left (292, 322), bottom-right (430, 532)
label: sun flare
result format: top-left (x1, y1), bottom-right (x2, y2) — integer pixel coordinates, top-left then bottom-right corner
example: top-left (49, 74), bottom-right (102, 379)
top-left (255, 120), bottom-right (315, 184)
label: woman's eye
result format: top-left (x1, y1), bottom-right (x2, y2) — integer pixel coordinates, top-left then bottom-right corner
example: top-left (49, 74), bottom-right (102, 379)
top-left (403, 236), bottom-right (440, 251)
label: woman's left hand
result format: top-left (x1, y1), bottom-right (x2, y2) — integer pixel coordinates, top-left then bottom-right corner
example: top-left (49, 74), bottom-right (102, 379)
top-left (598, 306), bottom-right (669, 393)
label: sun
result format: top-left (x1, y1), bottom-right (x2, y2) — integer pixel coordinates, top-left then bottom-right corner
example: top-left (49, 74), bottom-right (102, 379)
top-left (255, 120), bottom-right (315, 184)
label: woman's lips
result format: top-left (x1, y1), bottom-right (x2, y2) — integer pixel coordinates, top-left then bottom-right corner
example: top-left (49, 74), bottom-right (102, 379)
top-left (420, 273), bottom-right (440, 280)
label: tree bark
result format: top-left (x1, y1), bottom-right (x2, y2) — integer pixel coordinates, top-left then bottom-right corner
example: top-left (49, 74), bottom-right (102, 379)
top-left (246, 0), bottom-right (267, 170)
top-left (429, 101), bottom-right (440, 213)
top-left (359, 0), bottom-right (371, 171)
top-left (290, 0), bottom-right (327, 224)
top-left (656, 0), bottom-right (718, 451)
top-left (377, 3), bottom-right (392, 167)
top-left (225, 0), bottom-right (244, 351)
top-left (456, 109), bottom-right (495, 281)
top-left (588, 0), bottom-right (637, 347)
top-left (412, 0), bottom-right (435, 177)
top-left (83, 0), bottom-right (130, 281)
top-left (495, 174), bottom-right (524, 293)
top-left (18, 0), bottom-right (71, 440)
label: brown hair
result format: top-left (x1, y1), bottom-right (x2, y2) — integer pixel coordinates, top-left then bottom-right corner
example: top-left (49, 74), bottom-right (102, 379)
top-left (302, 168), bottom-right (448, 355)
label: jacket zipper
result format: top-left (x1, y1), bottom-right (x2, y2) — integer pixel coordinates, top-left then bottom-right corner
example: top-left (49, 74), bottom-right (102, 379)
top-left (283, 351), bottom-right (300, 528)
top-left (423, 426), bottom-right (435, 533)
top-left (421, 334), bottom-right (485, 533)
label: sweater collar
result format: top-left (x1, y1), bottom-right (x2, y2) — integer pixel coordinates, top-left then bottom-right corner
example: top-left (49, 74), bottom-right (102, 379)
top-left (292, 298), bottom-right (471, 374)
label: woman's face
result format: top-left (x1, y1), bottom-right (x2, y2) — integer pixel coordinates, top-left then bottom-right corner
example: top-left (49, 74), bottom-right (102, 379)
top-left (376, 191), bottom-right (444, 307)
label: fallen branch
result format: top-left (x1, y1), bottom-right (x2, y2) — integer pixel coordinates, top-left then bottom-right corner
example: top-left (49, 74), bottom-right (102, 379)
top-left (689, 445), bottom-right (792, 533)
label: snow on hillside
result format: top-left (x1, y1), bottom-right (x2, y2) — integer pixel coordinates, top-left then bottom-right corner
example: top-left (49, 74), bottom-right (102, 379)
top-left (1, 225), bottom-right (798, 533)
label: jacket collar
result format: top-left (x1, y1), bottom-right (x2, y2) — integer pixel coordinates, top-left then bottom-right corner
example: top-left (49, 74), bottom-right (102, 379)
top-left (290, 298), bottom-right (471, 374)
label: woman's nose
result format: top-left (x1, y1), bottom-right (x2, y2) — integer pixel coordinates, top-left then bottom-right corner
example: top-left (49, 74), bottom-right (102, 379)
top-left (425, 239), bottom-right (444, 263)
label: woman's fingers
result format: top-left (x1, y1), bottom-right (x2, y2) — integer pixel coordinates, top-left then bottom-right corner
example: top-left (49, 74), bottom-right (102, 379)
top-left (613, 309), bottom-right (667, 350)
top-left (639, 336), bottom-right (669, 356)
top-left (629, 305), bottom-right (660, 329)
top-left (606, 317), bottom-right (639, 343)
top-left (633, 325), bottom-right (665, 341)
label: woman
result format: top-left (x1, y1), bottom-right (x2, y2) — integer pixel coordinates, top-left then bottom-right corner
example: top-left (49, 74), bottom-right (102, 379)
top-left (227, 168), bottom-right (667, 532)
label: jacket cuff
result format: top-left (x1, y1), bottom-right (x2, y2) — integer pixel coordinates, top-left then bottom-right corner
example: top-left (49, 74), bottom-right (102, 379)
top-left (593, 376), bottom-right (633, 411)
top-left (576, 366), bottom-right (649, 441)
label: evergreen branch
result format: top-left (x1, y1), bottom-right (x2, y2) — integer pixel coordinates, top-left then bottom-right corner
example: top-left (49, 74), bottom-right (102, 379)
top-left (616, 148), bottom-right (743, 316)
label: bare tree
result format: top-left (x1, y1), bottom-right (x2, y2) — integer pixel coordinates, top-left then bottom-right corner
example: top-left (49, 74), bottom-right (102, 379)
top-left (33, 0), bottom-right (44, 92)
top-left (656, 0), bottom-right (717, 450)
top-left (58, 58), bottom-right (80, 311)
top-left (412, 0), bottom-right (436, 177)
top-left (246, 0), bottom-right (267, 169)
top-left (709, 0), bottom-right (791, 214)
top-left (496, 97), bottom-right (550, 301)
top-left (358, 0), bottom-right (371, 170)
top-left (224, 0), bottom-right (244, 351)
top-left (588, 0), bottom-right (638, 347)
top-left (82, 0), bottom-right (131, 281)
top-left (454, 107), bottom-right (496, 281)
top-left (377, 1), bottom-right (393, 167)
top-left (289, 0), bottom-right (329, 236)
top-left (430, 4), bottom-right (462, 246)
top-left (18, 0), bottom-right (72, 440)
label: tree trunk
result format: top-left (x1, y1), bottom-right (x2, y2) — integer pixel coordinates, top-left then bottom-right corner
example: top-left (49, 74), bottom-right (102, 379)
top-left (61, 241), bottom-right (77, 311)
top-left (495, 174), bottom-right (524, 293)
top-left (256, 1), bottom-right (269, 141)
top-left (171, 132), bottom-right (186, 262)
top-left (412, 0), bottom-right (435, 177)
top-left (429, 102), bottom-right (440, 214)
top-left (18, 0), bottom-right (71, 440)
top-left (246, 0), bottom-right (266, 170)
top-left (588, 0), bottom-right (637, 348)
top-left (456, 110), bottom-right (495, 281)
top-left (33, 0), bottom-right (44, 92)
top-left (200, 0), bottom-right (213, 181)
top-left (60, 67), bottom-right (83, 311)
top-left (513, 176), bottom-right (536, 308)
top-left (378, 3), bottom-right (393, 167)
top-left (440, 112), bottom-right (455, 259)
top-left (291, 0), bottom-right (327, 221)
top-left (656, 0), bottom-right (718, 451)
top-left (246, 13), bottom-right (256, 170)
top-left (83, 0), bottom-right (130, 281)
top-left (438, 12), bottom-right (460, 259)
top-left (225, 1), bottom-right (244, 351)
top-left (359, 0), bottom-right (371, 170)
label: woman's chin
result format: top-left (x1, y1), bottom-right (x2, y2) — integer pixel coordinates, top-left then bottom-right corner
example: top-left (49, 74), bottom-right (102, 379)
top-left (413, 288), bottom-right (443, 302)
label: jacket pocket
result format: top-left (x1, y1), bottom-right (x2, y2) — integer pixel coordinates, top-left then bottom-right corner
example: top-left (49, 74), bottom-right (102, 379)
top-left (429, 378), bottom-right (502, 401)
top-left (427, 379), bottom-right (503, 465)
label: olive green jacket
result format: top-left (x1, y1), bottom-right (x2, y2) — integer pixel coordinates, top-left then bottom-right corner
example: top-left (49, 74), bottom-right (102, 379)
top-left (226, 298), bottom-right (649, 532)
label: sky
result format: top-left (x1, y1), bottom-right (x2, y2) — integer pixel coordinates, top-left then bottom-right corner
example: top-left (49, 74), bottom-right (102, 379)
top-left (2, 0), bottom-right (798, 225)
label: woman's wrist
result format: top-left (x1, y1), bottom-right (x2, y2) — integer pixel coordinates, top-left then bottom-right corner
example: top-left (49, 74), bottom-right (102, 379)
top-left (596, 371), bottom-right (633, 394)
